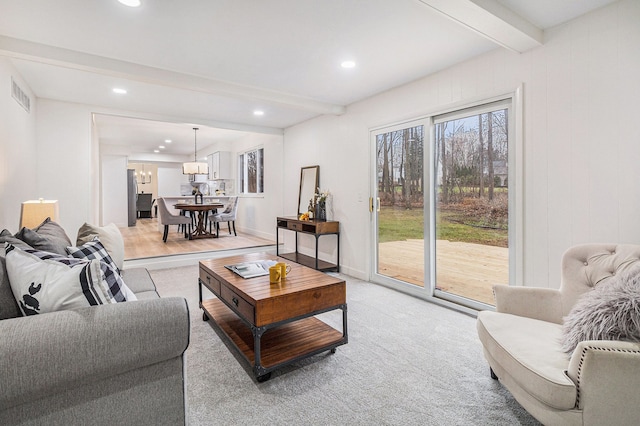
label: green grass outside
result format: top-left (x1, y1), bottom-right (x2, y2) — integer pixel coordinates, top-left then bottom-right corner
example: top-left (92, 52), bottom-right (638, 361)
top-left (378, 206), bottom-right (508, 247)
top-left (378, 207), bottom-right (424, 243)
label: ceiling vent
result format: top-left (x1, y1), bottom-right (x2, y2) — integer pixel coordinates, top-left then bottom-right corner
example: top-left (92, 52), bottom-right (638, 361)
top-left (11, 77), bottom-right (31, 113)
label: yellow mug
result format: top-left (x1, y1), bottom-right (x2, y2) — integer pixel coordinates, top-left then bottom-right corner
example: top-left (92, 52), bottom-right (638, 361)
top-left (269, 266), bottom-right (281, 284)
top-left (276, 262), bottom-right (292, 279)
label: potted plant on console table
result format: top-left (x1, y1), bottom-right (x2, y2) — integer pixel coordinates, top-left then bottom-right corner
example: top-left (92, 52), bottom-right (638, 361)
top-left (314, 188), bottom-right (330, 221)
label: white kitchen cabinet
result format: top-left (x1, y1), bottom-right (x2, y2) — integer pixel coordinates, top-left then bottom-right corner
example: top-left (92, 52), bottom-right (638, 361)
top-left (208, 151), bottom-right (232, 180)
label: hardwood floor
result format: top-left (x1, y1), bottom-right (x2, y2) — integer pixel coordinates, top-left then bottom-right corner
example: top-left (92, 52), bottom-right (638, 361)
top-left (120, 217), bottom-right (276, 260)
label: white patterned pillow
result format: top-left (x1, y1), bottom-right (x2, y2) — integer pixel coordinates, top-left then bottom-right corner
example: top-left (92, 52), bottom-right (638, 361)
top-left (5, 244), bottom-right (116, 316)
top-left (33, 243), bottom-right (138, 302)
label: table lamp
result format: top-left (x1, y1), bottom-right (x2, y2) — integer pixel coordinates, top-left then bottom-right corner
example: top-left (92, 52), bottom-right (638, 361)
top-left (20, 199), bottom-right (59, 229)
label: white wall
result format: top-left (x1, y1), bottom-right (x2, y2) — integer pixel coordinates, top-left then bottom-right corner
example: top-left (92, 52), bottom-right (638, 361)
top-left (218, 133), bottom-right (284, 239)
top-left (0, 58), bottom-right (38, 230)
top-left (283, 114), bottom-right (355, 271)
top-left (284, 0), bottom-right (640, 287)
top-left (36, 99), bottom-right (95, 236)
top-left (157, 164), bottom-right (185, 197)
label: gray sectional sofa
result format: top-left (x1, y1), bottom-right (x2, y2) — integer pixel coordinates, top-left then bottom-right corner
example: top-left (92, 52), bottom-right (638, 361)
top-left (0, 221), bottom-right (190, 425)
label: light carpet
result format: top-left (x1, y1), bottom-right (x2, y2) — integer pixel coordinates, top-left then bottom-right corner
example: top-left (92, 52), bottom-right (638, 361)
top-left (150, 266), bottom-right (541, 426)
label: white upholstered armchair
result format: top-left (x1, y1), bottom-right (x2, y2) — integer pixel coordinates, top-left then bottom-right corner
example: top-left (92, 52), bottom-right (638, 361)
top-left (477, 244), bottom-right (640, 425)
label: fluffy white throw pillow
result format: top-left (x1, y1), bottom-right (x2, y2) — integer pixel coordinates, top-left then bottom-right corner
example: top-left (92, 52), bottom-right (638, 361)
top-left (562, 265), bottom-right (640, 354)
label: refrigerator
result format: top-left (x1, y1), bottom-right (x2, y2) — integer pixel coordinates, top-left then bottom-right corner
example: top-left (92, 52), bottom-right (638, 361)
top-left (127, 169), bottom-right (137, 227)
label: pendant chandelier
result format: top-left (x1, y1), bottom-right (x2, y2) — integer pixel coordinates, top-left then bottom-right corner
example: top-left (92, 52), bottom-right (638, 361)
top-left (182, 127), bottom-right (209, 175)
top-left (137, 163), bottom-right (152, 184)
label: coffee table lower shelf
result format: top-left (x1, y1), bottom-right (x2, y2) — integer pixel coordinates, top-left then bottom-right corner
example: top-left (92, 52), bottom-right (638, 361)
top-left (202, 298), bottom-right (345, 380)
top-left (277, 252), bottom-right (338, 271)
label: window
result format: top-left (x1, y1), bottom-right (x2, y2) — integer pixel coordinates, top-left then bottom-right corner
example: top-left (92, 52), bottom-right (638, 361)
top-left (239, 147), bottom-right (264, 194)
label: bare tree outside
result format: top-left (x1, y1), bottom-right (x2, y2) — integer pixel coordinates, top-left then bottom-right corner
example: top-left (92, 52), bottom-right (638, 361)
top-left (247, 151), bottom-right (257, 193)
top-left (376, 125), bottom-right (424, 210)
top-left (240, 148), bottom-right (264, 194)
top-left (434, 109), bottom-right (508, 234)
top-left (376, 125), bottom-right (426, 286)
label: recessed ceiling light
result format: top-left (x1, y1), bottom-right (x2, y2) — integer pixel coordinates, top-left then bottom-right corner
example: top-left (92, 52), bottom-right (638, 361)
top-left (154, 150), bottom-right (159, 153)
top-left (118, 0), bottom-right (141, 7)
top-left (254, 110), bottom-right (264, 116)
top-left (165, 139), bottom-right (172, 143)
top-left (159, 145), bottom-right (165, 149)
top-left (341, 60), bottom-right (356, 69)
top-left (112, 88), bottom-right (127, 94)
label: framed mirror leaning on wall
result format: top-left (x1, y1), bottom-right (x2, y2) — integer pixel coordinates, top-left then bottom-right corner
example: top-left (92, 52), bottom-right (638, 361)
top-left (298, 165), bottom-right (319, 216)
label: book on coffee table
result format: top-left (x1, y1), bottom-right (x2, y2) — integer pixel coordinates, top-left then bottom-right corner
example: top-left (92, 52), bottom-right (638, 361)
top-left (225, 260), bottom-right (277, 278)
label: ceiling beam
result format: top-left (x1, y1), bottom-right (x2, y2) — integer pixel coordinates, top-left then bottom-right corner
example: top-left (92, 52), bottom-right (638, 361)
top-left (416, 0), bottom-right (543, 53)
top-left (0, 35), bottom-right (346, 116)
top-left (91, 108), bottom-right (285, 136)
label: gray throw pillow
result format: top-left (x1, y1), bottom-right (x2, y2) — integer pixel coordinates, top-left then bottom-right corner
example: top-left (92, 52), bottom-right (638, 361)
top-left (33, 217), bottom-right (72, 246)
top-left (0, 229), bottom-right (33, 250)
top-left (562, 264), bottom-right (640, 354)
top-left (0, 254), bottom-right (21, 320)
top-left (15, 227), bottom-right (69, 256)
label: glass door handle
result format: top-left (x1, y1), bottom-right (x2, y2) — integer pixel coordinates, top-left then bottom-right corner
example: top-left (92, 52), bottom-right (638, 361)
top-left (369, 197), bottom-right (380, 212)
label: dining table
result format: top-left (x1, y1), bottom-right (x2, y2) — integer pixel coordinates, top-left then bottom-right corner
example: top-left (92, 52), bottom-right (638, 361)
top-left (174, 202), bottom-right (224, 239)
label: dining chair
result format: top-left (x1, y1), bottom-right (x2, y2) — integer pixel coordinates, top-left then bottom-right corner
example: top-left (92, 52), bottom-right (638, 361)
top-left (136, 193), bottom-right (153, 218)
top-left (208, 196), bottom-right (238, 237)
top-left (157, 198), bottom-right (192, 242)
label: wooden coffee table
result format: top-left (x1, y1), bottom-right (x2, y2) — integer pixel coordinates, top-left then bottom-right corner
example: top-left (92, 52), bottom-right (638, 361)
top-left (199, 253), bottom-right (348, 382)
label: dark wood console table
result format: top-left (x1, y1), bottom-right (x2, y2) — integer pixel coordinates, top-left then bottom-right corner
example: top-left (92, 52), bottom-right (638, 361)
top-left (276, 216), bottom-right (340, 272)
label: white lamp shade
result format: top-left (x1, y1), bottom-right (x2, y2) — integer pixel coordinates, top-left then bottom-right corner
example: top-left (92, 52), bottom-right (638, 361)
top-left (182, 162), bottom-right (209, 175)
top-left (20, 200), bottom-right (59, 229)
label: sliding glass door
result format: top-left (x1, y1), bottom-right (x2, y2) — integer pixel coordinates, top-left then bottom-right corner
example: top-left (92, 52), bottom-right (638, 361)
top-left (372, 119), bottom-right (427, 288)
top-left (370, 98), bottom-right (516, 309)
top-left (433, 101), bottom-right (511, 306)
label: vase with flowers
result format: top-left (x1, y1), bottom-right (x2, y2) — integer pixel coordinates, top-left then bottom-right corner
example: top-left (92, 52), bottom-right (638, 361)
top-left (315, 188), bottom-right (330, 221)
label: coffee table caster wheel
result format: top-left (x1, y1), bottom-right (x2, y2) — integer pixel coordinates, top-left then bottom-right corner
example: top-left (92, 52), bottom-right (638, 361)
top-left (257, 373), bottom-right (271, 383)
top-left (330, 348), bottom-right (337, 354)
top-left (202, 312), bottom-right (209, 321)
